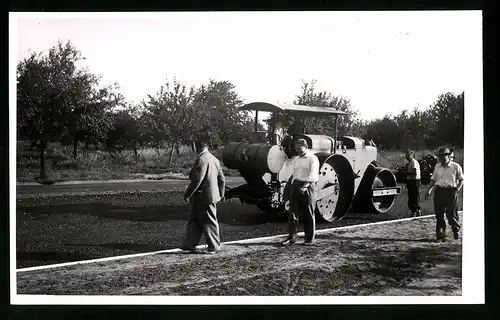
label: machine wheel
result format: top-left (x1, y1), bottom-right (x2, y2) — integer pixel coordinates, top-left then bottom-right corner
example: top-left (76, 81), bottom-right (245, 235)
top-left (353, 164), bottom-right (398, 213)
top-left (315, 155), bottom-right (355, 223)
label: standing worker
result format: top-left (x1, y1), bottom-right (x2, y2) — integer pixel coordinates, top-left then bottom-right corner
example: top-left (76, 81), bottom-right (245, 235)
top-left (281, 138), bottom-right (320, 246)
top-left (181, 138), bottom-right (226, 254)
top-left (287, 116), bottom-right (305, 136)
top-left (425, 147), bottom-right (464, 242)
top-left (405, 149), bottom-right (422, 217)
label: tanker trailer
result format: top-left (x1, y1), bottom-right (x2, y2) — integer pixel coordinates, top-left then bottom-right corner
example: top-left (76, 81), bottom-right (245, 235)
top-left (222, 142), bottom-right (288, 213)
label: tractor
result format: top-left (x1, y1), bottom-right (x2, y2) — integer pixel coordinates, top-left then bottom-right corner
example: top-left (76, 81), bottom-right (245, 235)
top-left (222, 102), bottom-right (402, 223)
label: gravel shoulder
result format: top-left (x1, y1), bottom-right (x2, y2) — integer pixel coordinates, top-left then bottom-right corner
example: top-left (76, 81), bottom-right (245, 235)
top-left (17, 214), bottom-right (462, 296)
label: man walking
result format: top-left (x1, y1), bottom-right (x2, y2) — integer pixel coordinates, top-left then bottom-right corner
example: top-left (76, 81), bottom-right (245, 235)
top-left (405, 149), bottom-right (422, 217)
top-left (282, 138), bottom-right (320, 246)
top-left (425, 147), bottom-right (464, 242)
top-left (181, 138), bottom-right (226, 254)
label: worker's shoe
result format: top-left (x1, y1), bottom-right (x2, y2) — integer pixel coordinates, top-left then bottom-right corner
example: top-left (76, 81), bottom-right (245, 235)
top-left (281, 238), bottom-right (297, 246)
top-left (302, 240), bottom-right (315, 246)
top-left (453, 231), bottom-right (460, 240)
top-left (180, 246), bottom-right (197, 254)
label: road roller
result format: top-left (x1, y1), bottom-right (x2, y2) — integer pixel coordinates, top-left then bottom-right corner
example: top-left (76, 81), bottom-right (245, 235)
top-left (222, 102), bottom-right (402, 223)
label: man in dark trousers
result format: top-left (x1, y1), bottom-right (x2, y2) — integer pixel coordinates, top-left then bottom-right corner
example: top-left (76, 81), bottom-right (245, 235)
top-left (281, 138), bottom-right (320, 246)
top-left (405, 149), bottom-right (422, 217)
top-left (425, 147), bottom-right (464, 242)
top-left (181, 138), bottom-right (226, 254)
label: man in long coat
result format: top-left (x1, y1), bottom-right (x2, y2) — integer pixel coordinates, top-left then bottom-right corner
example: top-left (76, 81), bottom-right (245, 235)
top-left (181, 139), bottom-right (226, 254)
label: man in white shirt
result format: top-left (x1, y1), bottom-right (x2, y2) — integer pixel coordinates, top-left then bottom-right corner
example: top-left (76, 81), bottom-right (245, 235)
top-left (425, 147), bottom-right (464, 241)
top-left (282, 138), bottom-right (320, 246)
top-left (405, 149), bottom-right (422, 217)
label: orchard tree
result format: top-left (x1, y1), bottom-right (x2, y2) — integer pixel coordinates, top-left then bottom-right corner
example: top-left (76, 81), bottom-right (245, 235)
top-left (144, 79), bottom-right (199, 165)
top-left (136, 100), bottom-right (167, 154)
top-left (365, 115), bottom-right (403, 150)
top-left (294, 80), bottom-right (360, 137)
top-left (427, 92), bottom-right (464, 147)
top-left (66, 83), bottom-right (124, 158)
top-left (106, 105), bottom-right (144, 157)
top-left (393, 107), bottom-right (436, 149)
top-left (192, 80), bottom-right (250, 146)
top-left (17, 40), bottom-right (109, 181)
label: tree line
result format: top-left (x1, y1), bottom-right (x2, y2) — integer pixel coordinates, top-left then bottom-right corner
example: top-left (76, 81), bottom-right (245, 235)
top-left (17, 40), bottom-right (464, 181)
top-left (292, 79), bottom-right (464, 150)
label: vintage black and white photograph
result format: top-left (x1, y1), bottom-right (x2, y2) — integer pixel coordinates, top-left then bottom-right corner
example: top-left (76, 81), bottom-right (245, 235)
top-left (10, 11), bottom-right (483, 304)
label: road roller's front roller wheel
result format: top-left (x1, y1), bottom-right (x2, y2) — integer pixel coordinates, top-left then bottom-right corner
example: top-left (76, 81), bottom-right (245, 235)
top-left (315, 156), bottom-right (355, 223)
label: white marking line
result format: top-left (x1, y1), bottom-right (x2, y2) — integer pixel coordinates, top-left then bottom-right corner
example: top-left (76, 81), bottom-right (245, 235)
top-left (16, 212), bottom-right (461, 273)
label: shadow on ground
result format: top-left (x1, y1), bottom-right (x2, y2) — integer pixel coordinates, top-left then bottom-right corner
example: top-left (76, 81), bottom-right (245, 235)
top-left (63, 242), bottom-right (168, 252)
top-left (17, 251), bottom-right (93, 264)
top-left (18, 201), bottom-right (284, 226)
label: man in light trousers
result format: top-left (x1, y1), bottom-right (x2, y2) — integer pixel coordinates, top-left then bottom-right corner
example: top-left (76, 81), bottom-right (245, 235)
top-left (282, 138), bottom-right (320, 246)
top-left (425, 147), bottom-right (464, 242)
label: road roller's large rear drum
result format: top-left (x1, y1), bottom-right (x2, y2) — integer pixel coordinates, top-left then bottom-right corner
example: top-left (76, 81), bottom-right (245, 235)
top-left (352, 164), bottom-right (398, 213)
top-left (315, 154), bottom-right (355, 222)
top-left (223, 142), bottom-right (286, 174)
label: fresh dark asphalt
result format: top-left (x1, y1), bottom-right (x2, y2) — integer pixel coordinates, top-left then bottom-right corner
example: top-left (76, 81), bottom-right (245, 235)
top-left (16, 177), bottom-right (245, 197)
top-left (15, 180), bottom-right (437, 269)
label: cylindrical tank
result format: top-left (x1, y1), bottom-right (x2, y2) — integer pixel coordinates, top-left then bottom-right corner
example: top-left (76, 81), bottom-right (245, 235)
top-left (223, 142), bottom-right (287, 174)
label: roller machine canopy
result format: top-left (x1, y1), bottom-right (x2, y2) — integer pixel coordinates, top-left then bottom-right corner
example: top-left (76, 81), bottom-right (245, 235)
top-left (240, 102), bottom-right (349, 117)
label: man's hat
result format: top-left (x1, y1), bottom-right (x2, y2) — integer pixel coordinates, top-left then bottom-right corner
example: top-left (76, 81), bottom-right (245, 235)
top-left (438, 147), bottom-right (452, 156)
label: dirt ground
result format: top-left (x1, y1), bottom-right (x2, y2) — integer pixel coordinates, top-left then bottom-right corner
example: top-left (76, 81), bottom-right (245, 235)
top-left (16, 213), bottom-right (462, 296)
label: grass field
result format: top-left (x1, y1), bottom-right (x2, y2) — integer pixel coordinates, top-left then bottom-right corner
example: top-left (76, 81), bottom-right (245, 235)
top-left (16, 141), bottom-right (463, 183)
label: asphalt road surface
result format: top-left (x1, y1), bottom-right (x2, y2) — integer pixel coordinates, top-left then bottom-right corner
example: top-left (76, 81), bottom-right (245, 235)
top-left (16, 177), bottom-right (246, 197)
top-left (15, 180), bottom-right (451, 269)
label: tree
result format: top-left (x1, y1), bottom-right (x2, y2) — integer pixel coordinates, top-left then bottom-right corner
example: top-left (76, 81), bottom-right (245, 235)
top-left (17, 40), bottom-right (106, 181)
top-left (393, 107), bottom-right (436, 149)
top-left (144, 79), bottom-right (199, 165)
top-left (427, 92), bottom-right (464, 147)
top-left (293, 80), bottom-right (360, 137)
top-left (365, 115), bottom-right (403, 150)
top-left (135, 100), bottom-right (167, 154)
top-left (192, 80), bottom-right (250, 146)
top-left (106, 106), bottom-right (143, 157)
top-left (66, 83), bottom-right (124, 158)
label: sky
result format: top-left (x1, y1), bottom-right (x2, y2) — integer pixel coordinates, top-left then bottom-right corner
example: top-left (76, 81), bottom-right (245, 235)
top-left (14, 11), bottom-right (481, 121)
